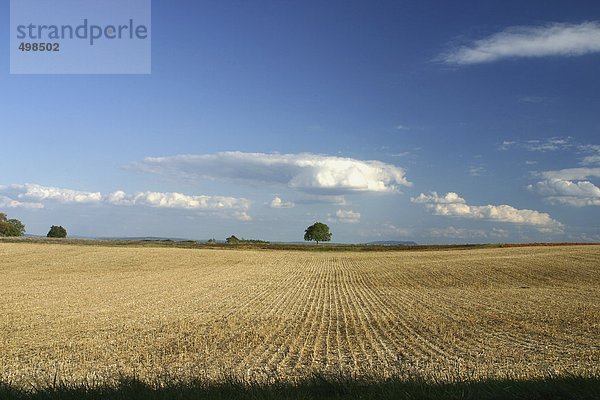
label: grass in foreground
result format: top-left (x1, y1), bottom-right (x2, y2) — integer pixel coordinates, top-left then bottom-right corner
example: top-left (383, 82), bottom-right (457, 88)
top-left (1, 375), bottom-right (599, 400)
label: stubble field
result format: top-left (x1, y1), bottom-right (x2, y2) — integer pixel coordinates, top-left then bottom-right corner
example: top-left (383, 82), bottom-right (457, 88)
top-left (1, 242), bottom-right (599, 397)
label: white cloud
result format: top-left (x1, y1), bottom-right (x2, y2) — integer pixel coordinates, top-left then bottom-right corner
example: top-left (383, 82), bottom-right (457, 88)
top-left (499, 137), bottom-right (573, 152)
top-left (501, 140), bottom-right (599, 172)
top-left (334, 209), bottom-right (361, 224)
top-left (525, 138), bottom-right (572, 152)
top-left (396, 124), bottom-right (409, 130)
top-left (269, 196), bottom-right (295, 209)
top-left (469, 166), bottom-right (486, 177)
top-left (0, 195), bottom-right (44, 209)
top-left (529, 179), bottom-right (600, 207)
top-left (428, 226), bottom-right (508, 239)
top-left (582, 155), bottom-right (600, 165)
top-left (529, 179), bottom-right (600, 198)
top-left (444, 22), bottom-right (600, 65)
top-left (499, 140), bottom-right (517, 151)
top-left (544, 196), bottom-right (600, 207)
top-left (105, 190), bottom-right (132, 206)
top-left (2, 183), bottom-right (251, 219)
top-left (232, 211), bottom-right (253, 222)
top-left (580, 145), bottom-right (600, 165)
top-left (580, 144), bottom-right (600, 152)
top-left (412, 192), bottom-right (466, 204)
top-left (540, 167), bottom-right (600, 181)
top-left (130, 152), bottom-right (411, 194)
top-left (106, 191), bottom-right (250, 211)
top-left (14, 183), bottom-right (102, 204)
top-left (412, 192), bottom-right (563, 232)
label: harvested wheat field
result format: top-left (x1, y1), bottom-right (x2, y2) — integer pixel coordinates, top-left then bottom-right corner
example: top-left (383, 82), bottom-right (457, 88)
top-left (1, 243), bottom-right (599, 393)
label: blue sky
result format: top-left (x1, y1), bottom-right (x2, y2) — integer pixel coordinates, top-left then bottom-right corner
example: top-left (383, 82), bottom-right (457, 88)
top-left (1, 0), bottom-right (599, 243)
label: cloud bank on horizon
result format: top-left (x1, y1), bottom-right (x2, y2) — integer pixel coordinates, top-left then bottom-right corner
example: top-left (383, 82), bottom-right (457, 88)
top-left (2, 139), bottom-right (594, 240)
top-left (1, 184), bottom-right (252, 221)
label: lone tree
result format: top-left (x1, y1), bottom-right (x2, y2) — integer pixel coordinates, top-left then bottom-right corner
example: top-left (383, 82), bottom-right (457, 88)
top-left (47, 225), bottom-right (67, 238)
top-left (0, 213), bottom-right (25, 237)
top-left (304, 222), bottom-right (332, 244)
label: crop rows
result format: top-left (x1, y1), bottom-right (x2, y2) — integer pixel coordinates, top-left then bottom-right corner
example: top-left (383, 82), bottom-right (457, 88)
top-left (0, 243), bottom-right (598, 388)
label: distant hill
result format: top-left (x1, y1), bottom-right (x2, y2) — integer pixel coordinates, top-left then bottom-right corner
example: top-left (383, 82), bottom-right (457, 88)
top-left (365, 240), bottom-right (418, 245)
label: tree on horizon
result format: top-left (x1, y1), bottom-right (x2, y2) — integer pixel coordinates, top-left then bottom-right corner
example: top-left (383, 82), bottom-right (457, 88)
top-left (304, 222), bottom-right (332, 244)
top-left (0, 213), bottom-right (25, 237)
top-left (47, 225), bottom-right (67, 238)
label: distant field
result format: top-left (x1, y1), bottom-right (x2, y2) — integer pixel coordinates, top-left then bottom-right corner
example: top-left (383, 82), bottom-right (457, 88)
top-left (1, 243), bottom-right (599, 397)
top-left (3, 236), bottom-right (598, 252)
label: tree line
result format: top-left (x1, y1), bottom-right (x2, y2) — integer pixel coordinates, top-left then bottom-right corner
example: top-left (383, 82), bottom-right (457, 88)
top-left (223, 222), bottom-right (332, 244)
top-left (1, 212), bottom-right (332, 243)
top-left (0, 212), bottom-right (67, 238)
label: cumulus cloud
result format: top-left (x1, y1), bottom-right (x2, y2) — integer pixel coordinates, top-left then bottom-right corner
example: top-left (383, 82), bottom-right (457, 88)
top-left (129, 152), bottom-right (411, 194)
top-left (1, 183), bottom-right (251, 220)
top-left (443, 22), bottom-right (600, 65)
top-left (105, 191), bottom-right (250, 211)
top-left (0, 195), bottom-right (44, 209)
top-left (13, 183), bottom-right (102, 204)
top-left (269, 196), bottom-right (295, 209)
top-left (529, 179), bottom-right (600, 207)
top-left (544, 196), bottom-right (600, 207)
top-left (412, 192), bottom-right (466, 204)
top-left (334, 209), bottom-right (361, 224)
top-left (530, 179), bottom-right (600, 198)
top-left (412, 192), bottom-right (563, 231)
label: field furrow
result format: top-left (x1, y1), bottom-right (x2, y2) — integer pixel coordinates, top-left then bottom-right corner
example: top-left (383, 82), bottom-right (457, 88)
top-left (1, 243), bottom-right (599, 387)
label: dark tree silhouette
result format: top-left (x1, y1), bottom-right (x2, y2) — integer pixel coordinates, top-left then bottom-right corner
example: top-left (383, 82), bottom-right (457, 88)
top-left (304, 222), bottom-right (332, 244)
top-left (0, 213), bottom-right (25, 237)
top-left (47, 225), bottom-right (67, 238)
